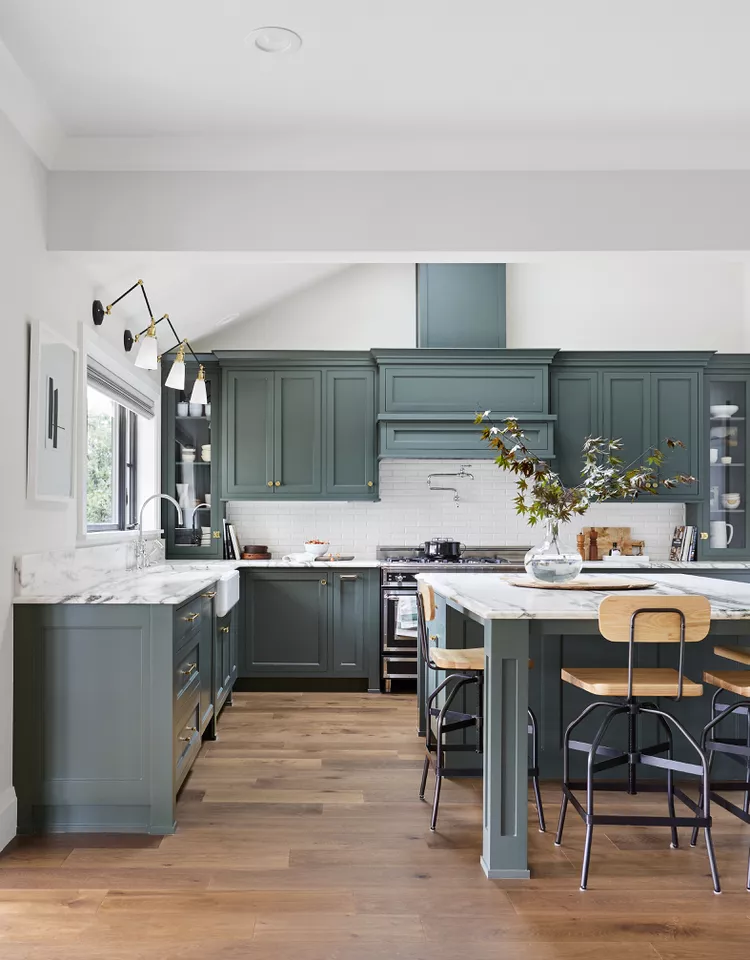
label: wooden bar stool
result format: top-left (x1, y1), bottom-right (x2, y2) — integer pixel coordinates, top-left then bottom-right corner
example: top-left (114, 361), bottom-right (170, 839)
top-left (692, 646), bottom-right (750, 890)
top-left (416, 582), bottom-right (544, 833)
top-left (555, 595), bottom-right (720, 893)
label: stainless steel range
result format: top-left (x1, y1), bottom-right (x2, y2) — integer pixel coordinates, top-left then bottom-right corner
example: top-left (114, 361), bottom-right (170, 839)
top-left (378, 545), bottom-right (528, 692)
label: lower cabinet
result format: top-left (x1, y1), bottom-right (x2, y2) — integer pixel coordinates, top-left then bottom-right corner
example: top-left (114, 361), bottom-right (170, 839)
top-left (241, 569), bottom-right (380, 688)
top-left (214, 607), bottom-right (239, 714)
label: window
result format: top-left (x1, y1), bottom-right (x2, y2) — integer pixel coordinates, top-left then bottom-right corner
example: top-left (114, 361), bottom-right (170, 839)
top-left (86, 385), bottom-right (138, 531)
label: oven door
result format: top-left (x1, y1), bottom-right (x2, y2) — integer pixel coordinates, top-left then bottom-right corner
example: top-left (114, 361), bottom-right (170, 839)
top-left (382, 588), bottom-right (418, 683)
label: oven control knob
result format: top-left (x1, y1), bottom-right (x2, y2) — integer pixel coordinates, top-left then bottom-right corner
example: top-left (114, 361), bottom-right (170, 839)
top-left (395, 574), bottom-right (404, 583)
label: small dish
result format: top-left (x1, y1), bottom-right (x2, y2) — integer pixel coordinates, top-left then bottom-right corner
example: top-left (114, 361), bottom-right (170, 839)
top-left (721, 456), bottom-right (732, 465)
top-left (304, 541), bottom-right (330, 557)
top-left (721, 492), bottom-right (741, 509)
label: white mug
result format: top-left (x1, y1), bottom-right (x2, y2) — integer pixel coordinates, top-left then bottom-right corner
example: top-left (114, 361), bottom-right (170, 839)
top-left (710, 447), bottom-right (718, 464)
top-left (710, 520), bottom-right (734, 549)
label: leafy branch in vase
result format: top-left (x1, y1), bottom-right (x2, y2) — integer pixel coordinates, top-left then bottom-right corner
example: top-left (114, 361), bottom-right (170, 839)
top-left (474, 411), bottom-right (696, 527)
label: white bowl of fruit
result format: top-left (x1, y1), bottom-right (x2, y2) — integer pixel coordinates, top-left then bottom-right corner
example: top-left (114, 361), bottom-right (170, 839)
top-left (304, 540), bottom-right (330, 557)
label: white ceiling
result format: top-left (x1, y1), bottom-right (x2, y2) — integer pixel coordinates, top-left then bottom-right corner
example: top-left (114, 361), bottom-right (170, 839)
top-left (4, 1), bottom-right (750, 169)
top-left (67, 254), bottom-right (347, 341)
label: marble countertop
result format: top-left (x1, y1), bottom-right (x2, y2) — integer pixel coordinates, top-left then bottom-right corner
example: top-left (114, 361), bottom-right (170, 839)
top-left (416, 572), bottom-right (750, 621)
top-left (583, 560), bottom-right (750, 570)
top-left (13, 558), bottom-right (381, 605)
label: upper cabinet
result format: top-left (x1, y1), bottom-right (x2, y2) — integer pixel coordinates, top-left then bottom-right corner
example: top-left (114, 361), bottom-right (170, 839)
top-left (551, 353), bottom-right (710, 501)
top-left (417, 264), bottom-right (507, 348)
top-left (162, 360), bottom-right (224, 558)
top-left (218, 354), bottom-right (377, 501)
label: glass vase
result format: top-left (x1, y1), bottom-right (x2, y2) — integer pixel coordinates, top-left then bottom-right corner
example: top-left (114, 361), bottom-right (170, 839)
top-left (524, 520), bottom-right (583, 584)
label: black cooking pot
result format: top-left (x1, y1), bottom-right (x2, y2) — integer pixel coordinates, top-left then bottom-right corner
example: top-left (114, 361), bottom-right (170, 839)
top-left (422, 538), bottom-right (465, 560)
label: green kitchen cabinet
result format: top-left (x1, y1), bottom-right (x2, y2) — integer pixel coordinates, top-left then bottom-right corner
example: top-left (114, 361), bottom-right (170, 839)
top-left (240, 569), bottom-right (380, 689)
top-left (222, 370), bottom-right (275, 497)
top-left (219, 355), bottom-right (377, 501)
top-left (550, 368), bottom-right (599, 486)
top-left (163, 360), bottom-right (225, 558)
top-left (325, 368), bottom-right (377, 497)
top-left (378, 418), bottom-right (554, 460)
top-left (214, 606), bottom-right (238, 715)
top-left (244, 570), bottom-right (329, 674)
top-left (551, 354), bottom-right (710, 502)
top-left (417, 264), bottom-right (507, 348)
top-left (687, 359), bottom-right (750, 558)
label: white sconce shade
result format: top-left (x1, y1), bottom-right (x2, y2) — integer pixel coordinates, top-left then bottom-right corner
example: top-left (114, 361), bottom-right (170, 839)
top-left (190, 365), bottom-right (208, 405)
top-left (134, 325), bottom-right (159, 370)
top-left (164, 345), bottom-right (186, 390)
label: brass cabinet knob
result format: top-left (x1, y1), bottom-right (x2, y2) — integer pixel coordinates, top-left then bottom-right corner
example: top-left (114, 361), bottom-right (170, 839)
top-left (201, 591), bottom-right (216, 599)
top-left (275, 481), bottom-right (281, 487)
top-left (700, 531), bottom-right (709, 540)
top-left (183, 612), bottom-right (199, 622)
top-left (367, 481), bottom-right (374, 487)
top-left (267, 481), bottom-right (273, 487)
top-left (220, 625), bottom-right (230, 633)
top-left (212, 531), bottom-right (221, 539)
top-left (180, 662), bottom-right (197, 676)
top-left (320, 579), bottom-right (327, 585)
top-left (429, 634), bottom-right (440, 642)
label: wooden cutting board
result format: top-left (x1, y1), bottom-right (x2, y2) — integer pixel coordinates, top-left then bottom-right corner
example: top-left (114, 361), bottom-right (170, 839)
top-left (509, 576), bottom-right (656, 591)
top-left (582, 526), bottom-right (633, 559)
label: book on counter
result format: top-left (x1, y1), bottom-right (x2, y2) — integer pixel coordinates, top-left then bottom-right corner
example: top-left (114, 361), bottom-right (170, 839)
top-left (223, 520), bottom-right (241, 560)
top-left (670, 525), bottom-right (697, 562)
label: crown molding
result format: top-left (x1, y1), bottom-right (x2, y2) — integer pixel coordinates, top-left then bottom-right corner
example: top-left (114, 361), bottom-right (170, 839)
top-left (0, 38), bottom-right (62, 167)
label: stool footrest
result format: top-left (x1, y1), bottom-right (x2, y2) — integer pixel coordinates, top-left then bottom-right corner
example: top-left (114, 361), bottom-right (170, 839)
top-left (708, 789), bottom-right (750, 825)
top-left (707, 737), bottom-right (750, 759)
top-left (563, 783), bottom-right (709, 828)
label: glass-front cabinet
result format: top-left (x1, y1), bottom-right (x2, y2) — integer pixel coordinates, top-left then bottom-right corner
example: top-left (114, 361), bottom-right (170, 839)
top-left (688, 360), bottom-right (750, 558)
top-left (162, 360), bottom-right (224, 558)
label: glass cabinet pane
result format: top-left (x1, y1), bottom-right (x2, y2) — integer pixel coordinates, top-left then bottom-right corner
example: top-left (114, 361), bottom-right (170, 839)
top-left (708, 381), bottom-right (746, 551)
top-left (173, 376), bottom-right (214, 550)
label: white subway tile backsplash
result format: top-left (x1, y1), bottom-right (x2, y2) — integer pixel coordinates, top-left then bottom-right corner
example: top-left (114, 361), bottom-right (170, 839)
top-left (227, 459), bottom-right (685, 561)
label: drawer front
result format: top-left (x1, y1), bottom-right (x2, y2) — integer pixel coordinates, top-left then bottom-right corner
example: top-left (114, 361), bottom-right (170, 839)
top-left (174, 634), bottom-right (201, 708)
top-left (379, 420), bottom-right (554, 459)
top-left (174, 590), bottom-right (215, 646)
top-left (174, 696), bottom-right (201, 792)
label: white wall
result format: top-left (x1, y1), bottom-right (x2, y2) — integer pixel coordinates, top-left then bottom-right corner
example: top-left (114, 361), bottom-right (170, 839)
top-left (227, 460), bottom-right (684, 561)
top-left (202, 264), bottom-right (416, 351)
top-left (507, 260), bottom-right (747, 351)
top-left (0, 109), bottom-right (153, 850)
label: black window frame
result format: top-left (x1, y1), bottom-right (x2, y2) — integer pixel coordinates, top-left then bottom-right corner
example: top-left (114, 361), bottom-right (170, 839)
top-left (86, 391), bottom-right (138, 533)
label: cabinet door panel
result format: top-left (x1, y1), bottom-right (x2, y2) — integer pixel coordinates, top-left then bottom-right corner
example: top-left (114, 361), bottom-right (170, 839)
top-left (332, 573), bottom-right (365, 673)
top-left (651, 372), bottom-right (701, 499)
top-left (275, 371), bottom-right (322, 495)
top-left (550, 370), bottom-right (599, 487)
top-left (417, 264), bottom-right (506, 349)
top-left (602, 373), bottom-right (650, 471)
top-left (325, 369), bottom-right (376, 497)
top-left (245, 574), bottom-right (328, 673)
top-left (222, 371), bottom-right (274, 497)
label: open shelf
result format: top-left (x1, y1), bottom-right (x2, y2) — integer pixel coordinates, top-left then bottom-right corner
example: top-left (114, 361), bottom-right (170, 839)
top-left (710, 462), bottom-right (745, 467)
top-left (175, 416), bottom-right (211, 421)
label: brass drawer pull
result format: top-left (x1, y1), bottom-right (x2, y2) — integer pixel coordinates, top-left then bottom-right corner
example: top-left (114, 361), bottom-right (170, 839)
top-left (183, 613), bottom-right (199, 622)
top-left (340, 575), bottom-right (358, 581)
top-left (220, 625), bottom-right (230, 634)
top-left (180, 662), bottom-right (197, 676)
top-left (179, 735), bottom-right (192, 742)
top-left (201, 591), bottom-right (216, 599)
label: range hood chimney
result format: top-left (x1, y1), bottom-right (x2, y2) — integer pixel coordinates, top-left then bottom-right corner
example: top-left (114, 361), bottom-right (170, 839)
top-left (416, 264), bottom-right (506, 349)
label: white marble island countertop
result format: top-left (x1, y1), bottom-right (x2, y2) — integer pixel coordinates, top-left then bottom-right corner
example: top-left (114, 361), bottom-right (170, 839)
top-left (416, 572), bottom-right (750, 621)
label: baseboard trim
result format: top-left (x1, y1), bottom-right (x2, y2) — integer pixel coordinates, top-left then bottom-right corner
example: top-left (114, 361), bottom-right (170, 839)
top-left (480, 856), bottom-right (530, 880)
top-left (0, 786), bottom-right (17, 852)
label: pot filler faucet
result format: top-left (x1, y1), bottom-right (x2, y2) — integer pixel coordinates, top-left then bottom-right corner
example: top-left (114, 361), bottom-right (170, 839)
top-left (136, 494), bottom-right (183, 570)
top-left (426, 464), bottom-right (474, 505)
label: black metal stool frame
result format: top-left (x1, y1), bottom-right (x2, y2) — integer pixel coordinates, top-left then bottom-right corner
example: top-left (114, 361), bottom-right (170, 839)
top-left (691, 695), bottom-right (750, 891)
top-left (554, 606), bottom-right (720, 893)
top-left (416, 590), bottom-right (545, 833)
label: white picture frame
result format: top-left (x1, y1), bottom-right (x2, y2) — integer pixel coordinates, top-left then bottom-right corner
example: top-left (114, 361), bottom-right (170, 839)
top-left (27, 319), bottom-right (79, 502)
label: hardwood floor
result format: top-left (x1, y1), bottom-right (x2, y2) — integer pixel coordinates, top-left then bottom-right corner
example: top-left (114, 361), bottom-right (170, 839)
top-left (1, 691), bottom-right (750, 958)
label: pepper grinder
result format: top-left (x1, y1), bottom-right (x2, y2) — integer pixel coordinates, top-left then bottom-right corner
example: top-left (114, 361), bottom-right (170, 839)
top-left (588, 529), bottom-right (599, 562)
top-left (576, 533), bottom-right (585, 561)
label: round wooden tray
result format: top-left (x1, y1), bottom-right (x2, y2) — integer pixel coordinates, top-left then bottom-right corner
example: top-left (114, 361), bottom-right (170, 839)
top-left (508, 576), bottom-right (656, 591)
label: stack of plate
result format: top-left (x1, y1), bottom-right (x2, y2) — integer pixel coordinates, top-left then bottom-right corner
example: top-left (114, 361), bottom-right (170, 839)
top-left (200, 525), bottom-right (211, 546)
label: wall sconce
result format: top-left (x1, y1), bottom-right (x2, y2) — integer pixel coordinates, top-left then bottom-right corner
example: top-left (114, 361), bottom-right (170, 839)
top-left (92, 281), bottom-right (206, 402)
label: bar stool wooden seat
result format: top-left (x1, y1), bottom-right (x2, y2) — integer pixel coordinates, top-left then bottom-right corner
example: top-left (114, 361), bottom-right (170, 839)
top-left (416, 582), bottom-right (544, 833)
top-left (555, 594), bottom-right (720, 893)
top-left (693, 648), bottom-right (750, 890)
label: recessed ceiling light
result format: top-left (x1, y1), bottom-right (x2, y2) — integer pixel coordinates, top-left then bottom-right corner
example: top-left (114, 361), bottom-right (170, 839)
top-left (216, 313), bottom-right (239, 327)
top-left (246, 26), bottom-right (302, 55)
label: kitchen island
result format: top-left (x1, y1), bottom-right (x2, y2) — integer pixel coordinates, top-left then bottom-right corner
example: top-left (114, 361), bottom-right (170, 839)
top-left (416, 571), bottom-right (750, 880)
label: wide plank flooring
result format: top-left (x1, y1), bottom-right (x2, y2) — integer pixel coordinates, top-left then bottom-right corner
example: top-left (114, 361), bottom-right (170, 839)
top-left (1, 691), bottom-right (750, 958)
